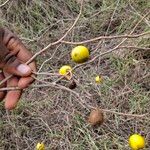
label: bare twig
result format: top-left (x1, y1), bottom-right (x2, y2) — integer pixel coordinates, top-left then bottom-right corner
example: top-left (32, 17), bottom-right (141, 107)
top-left (0, 85), bottom-right (147, 118)
top-left (61, 31), bottom-right (150, 45)
top-left (119, 46), bottom-right (150, 51)
top-left (0, 0), bottom-right (83, 86)
top-left (0, 0), bottom-right (11, 7)
top-left (101, 109), bottom-right (147, 118)
top-left (34, 72), bottom-right (60, 77)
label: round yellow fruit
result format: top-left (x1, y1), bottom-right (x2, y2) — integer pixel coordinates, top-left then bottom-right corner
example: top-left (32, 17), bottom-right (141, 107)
top-left (95, 75), bottom-right (103, 83)
top-left (71, 45), bottom-right (89, 63)
top-left (129, 134), bottom-right (145, 150)
top-left (59, 65), bottom-right (72, 76)
top-left (36, 142), bottom-right (45, 150)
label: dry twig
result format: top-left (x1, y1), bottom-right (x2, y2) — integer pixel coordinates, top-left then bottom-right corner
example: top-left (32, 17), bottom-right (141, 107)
top-left (0, 0), bottom-right (11, 8)
top-left (61, 31), bottom-right (150, 45)
top-left (101, 109), bottom-right (147, 118)
top-left (0, 0), bottom-right (83, 86)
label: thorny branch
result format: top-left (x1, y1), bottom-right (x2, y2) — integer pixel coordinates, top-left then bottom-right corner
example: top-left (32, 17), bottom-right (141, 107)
top-left (0, 1), bottom-right (149, 118)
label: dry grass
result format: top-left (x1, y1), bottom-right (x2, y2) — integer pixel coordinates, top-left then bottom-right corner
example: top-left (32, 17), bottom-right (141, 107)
top-left (0, 0), bottom-right (150, 150)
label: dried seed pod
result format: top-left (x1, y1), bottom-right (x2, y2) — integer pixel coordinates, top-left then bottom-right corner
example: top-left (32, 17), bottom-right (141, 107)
top-left (88, 108), bottom-right (104, 126)
top-left (68, 80), bottom-right (77, 89)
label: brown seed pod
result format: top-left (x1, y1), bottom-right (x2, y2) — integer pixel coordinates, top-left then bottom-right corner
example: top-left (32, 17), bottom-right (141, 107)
top-left (68, 80), bottom-right (77, 89)
top-left (88, 108), bottom-right (104, 126)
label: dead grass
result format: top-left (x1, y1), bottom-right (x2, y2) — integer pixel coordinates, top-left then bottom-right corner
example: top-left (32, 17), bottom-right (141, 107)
top-left (0, 0), bottom-right (150, 149)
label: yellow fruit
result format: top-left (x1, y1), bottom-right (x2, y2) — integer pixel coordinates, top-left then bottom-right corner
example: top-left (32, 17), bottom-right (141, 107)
top-left (129, 134), bottom-right (145, 150)
top-left (59, 65), bottom-right (72, 76)
top-left (71, 45), bottom-right (89, 63)
top-left (95, 75), bottom-right (103, 83)
top-left (36, 142), bottom-right (45, 150)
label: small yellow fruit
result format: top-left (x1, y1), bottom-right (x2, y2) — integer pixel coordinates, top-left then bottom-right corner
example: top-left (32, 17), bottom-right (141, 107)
top-left (71, 45), bottom-right (90, 63)
top-left (59, 65), bottom-right (72, 76)
top-left (95, 75), bottom-right (103, 83)
top-left (36, 142), bottom-right (45, 150)
top-left (129, 134), bottom-right (145, 150)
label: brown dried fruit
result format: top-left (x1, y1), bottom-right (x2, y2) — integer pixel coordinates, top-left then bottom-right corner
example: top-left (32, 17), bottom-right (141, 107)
top-left (68, 80), bottom-right (77, 89)
top-left (88, 108), bottom-right (104, 126)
